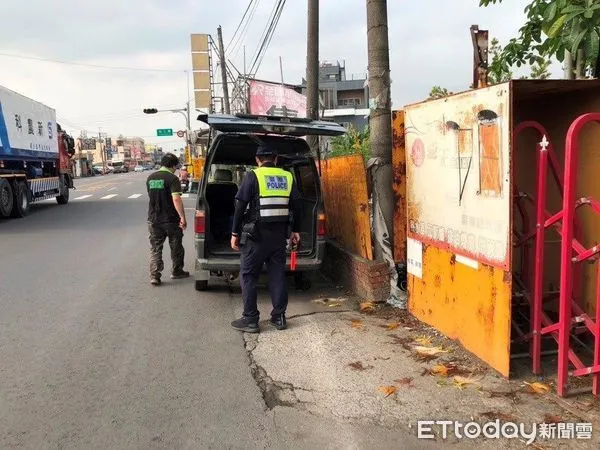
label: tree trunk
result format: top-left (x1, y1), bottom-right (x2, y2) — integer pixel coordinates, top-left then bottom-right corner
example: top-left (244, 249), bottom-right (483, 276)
top-left (575, 49), bottom-right (585, 79)
top-left (564, 50), bottom-right (575, 79)
top-left (366, 0), bottom-right (393, 261)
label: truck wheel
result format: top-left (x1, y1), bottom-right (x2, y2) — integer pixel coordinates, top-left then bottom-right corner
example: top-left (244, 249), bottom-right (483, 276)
top-left (0, 178), bottom-right (14, 218)
top-left (195, 280), bottom-right (208, 291)
top-left (56, 176), bottom-right (69, 205)
top-left (11, 181), bottom-right (31, 218)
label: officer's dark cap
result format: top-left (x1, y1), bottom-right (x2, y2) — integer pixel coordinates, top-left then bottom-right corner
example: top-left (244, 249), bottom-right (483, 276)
top-left (255, 144), bottom-right (277, 157)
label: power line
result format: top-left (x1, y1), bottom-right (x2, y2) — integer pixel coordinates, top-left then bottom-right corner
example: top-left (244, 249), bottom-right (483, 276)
top-left (229, 0), bottom-right (261, 60)
top-left (248, 0), bottom-right (286, 76)
top-left (248, 0), bottom-right (280, 69)
top-left (0, 52), bottom-right (186, 73)
top-left (253, 0), bottom-right (286, 75)
top-left (226, 0), bottom-right (255, 52)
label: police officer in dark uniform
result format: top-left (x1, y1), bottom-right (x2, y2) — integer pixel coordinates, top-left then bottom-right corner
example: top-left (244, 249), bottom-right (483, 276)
top-left (230, 144), bottom-right (302, 333)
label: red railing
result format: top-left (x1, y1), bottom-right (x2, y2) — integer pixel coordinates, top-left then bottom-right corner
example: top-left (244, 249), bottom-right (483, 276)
top-left (512, 117), bottom-right (599, 397)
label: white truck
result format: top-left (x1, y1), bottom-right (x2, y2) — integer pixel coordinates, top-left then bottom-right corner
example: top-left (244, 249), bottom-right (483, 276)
top-left (0, 85), bottom-right (75, 218)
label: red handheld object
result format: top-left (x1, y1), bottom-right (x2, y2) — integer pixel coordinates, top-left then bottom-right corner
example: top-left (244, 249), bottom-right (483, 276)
top-left (290, 250), bottom-right (297, 271)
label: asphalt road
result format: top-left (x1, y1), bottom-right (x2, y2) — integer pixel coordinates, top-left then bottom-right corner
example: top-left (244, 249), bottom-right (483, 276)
top-left (0, 172), bottom-right (274, 449)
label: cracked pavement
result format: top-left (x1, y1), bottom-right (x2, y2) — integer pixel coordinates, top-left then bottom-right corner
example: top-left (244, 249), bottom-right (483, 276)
top-left (242, 282), bottom-right (600, 449)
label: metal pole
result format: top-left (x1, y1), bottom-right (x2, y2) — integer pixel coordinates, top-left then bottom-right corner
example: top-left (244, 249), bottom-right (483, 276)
top-left (217, 26), bottom-right (231, 114)
top-left (366, 0), bottom-right (394, 261)
top-left (306, 0), bottom-right (319, 153)
top-left (98, 127), bottom-right (106, 174)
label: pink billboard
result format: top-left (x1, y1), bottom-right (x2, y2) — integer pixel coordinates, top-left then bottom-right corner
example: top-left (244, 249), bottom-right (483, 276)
top-left (248, 80), bottom-right (307, 118)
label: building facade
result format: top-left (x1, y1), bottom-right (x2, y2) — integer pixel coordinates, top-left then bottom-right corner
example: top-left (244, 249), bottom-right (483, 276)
top-left (302, 60), bottom-right (370, 131)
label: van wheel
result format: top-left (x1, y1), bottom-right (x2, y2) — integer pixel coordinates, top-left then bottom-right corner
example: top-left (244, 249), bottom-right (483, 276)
top-left (294, 273), bottom-right (312, 291)
top-left (195, 280), bottom-right (208, 291)
top-left (0, 178), bottom-right (14, 218)
top-left (11, 181), bottom-right (31, 218)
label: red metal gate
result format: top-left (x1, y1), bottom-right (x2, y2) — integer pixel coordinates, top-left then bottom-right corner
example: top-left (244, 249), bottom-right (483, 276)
top-left (512, 114), bottom-right (600, 397)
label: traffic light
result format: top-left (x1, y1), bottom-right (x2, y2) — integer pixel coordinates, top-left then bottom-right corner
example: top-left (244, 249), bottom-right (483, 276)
top-left (143, 108), bottom-right (158, 114)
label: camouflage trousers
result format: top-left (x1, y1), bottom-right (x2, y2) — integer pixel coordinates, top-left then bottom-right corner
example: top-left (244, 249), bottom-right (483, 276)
top-left (148, 222), bottom-right (185, 278)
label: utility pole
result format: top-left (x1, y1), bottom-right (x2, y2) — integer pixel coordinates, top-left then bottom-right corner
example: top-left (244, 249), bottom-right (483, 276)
top-left (306, 0), bottom-right (319, 153)
top-left (217, 25), bottom-right (231, 114)
top-left (98, 128), bottom-right (106, 174)
top-left (366, 0), bottom-right (393, 262)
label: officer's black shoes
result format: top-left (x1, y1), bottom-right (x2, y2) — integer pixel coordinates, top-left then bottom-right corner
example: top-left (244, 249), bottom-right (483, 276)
top-left (270, 314), bottom-right (287, 330)
top-left (171, 270), bottom-right (190, 279)
top-left (150, 277), bottom-right (161, 286)
top-left (231, 317), bottom-right (260, 333)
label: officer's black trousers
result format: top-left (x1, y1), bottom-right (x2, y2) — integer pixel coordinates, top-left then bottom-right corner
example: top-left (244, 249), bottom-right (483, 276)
top-left (240, 225), bottom-right (288, 322)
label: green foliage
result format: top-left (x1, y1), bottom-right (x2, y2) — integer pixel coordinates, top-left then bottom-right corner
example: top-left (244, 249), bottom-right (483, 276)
top-left (479, 0), bottom-right (600, 76)
top-left (488, 37), bottom-right (552, 83)
top-left (328, 125), bottom-right (370, 161)
top-left (428, 86), bottom-right (453, 99)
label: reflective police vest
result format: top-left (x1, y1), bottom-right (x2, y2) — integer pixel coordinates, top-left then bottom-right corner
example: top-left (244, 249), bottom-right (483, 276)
top-left (252, 166), bottom-right (293, 223)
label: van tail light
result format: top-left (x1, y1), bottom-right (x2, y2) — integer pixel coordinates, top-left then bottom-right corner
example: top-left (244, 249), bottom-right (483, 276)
top-left (317, 212), bottom-right (326, 237)
top-left (195, 209), bottom-right (206, 234)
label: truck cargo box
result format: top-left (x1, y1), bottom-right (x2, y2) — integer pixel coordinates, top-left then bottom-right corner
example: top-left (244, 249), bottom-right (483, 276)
top-left (0, 85), bottom-right (58, 161)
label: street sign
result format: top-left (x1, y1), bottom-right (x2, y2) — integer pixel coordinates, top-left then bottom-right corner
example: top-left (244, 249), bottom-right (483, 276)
top-left (176, 130), bottom-right (185, 138)
top-left (156, 128), bottom-right (173, 137)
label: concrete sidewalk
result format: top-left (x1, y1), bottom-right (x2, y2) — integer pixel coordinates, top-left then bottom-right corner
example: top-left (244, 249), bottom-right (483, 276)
top-left (232, 273), bottom-right (599, 449)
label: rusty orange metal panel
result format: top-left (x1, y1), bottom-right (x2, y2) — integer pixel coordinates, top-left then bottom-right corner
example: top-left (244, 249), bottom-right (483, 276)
top-left (405, 84), bottom-right (513, 376)
top-left (392, 110), bottom-right (407, 263)
top-left (321, 155), bottom-right (372, 260)
top-left (405, 85), bottom-right (511, 270)
top-left (408, 243), bottom-right (512, 376)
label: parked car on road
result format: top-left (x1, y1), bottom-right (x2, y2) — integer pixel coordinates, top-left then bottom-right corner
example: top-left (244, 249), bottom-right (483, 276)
top-left (193, 113), bottom-right (346, 292)
top-left (134, 165), bottom-right (144, 173)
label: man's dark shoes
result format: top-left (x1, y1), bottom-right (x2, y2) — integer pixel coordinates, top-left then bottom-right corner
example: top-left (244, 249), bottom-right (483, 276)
top-left (231, 317), bottom-right (260, 333)
top-left (270, 314), bottom-right (287, 330)
top-left (150, 277), bottom-right (161, 286)
top-left (171, 270), bottom-right (190, 279)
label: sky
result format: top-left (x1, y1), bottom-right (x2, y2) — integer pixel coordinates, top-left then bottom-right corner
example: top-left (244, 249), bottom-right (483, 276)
top-left (0, 0), bottom-right (558, 152)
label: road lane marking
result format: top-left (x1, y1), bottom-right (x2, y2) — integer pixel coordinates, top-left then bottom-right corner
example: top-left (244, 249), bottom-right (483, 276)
top-left (100, 194), bottom-right (118, 199)
top-left (107, 187), bottom-right (116, 191)
top-left (74, 195), bottom-right (92, 200)
top-left (128, 194), bottom-right (142, 199)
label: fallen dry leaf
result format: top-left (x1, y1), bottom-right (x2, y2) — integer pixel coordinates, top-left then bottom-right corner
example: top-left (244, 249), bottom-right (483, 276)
top-left (380, 322), bottom-right (401, 330)
top-left (377, 385), bottom-right (398, 397)
top-left (350, 319), bottom-right (364, 329)
top-left (413, 352), bottom-right (439, 363)
top-left (524, 381), bottom-right (551, 395)
top-left (481, 411), bottom-right (517, 422)
top-left (359, 301), bottom-right (376, 312)
top-left (543, 414), bottom-right (562, 424)
top-left (387, 334), bottom-right (414, 349)
top-left (348, 361), bottom-right (372, 371)
top-left (413, 345), bottom-right (447, 355)
top-left (415, 336), bottom-right (433, 346)
top-left (430, 364), bottom-right (452, 377)
top-left (394, 377), bottom-right (414, 387)
top-left (328, 301), bottom-right (345, 308)
top-left (312, 297), bottom-right (347, 305)
top-left (453, 375), bottom-right (477, 389)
